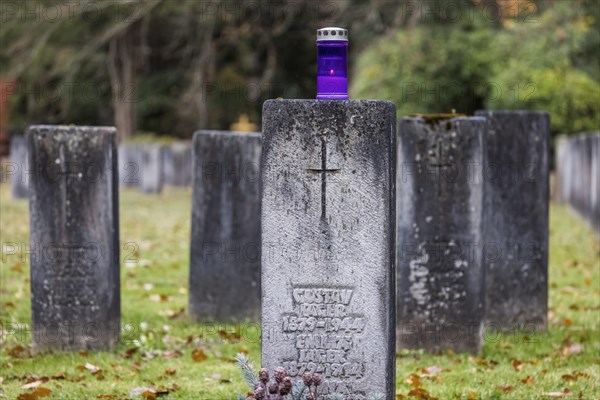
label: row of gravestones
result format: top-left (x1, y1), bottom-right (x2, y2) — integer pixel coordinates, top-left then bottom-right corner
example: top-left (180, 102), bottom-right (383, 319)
top-left (555, 132), bottom-right (600, 235)
top-left (14, 105), bottom-right (549, 399)
top-left (8, 140), bottom-right (194, 198)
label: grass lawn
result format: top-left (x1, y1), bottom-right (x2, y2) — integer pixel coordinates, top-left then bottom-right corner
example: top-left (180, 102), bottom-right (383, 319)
top-left (0, 185), bottom-right (598, 399)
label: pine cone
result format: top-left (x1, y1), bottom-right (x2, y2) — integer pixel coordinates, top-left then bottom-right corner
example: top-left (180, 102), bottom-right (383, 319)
top-left (302, 372), bottom-right (314, 386)
top-left (312, 373), bottom-right (322, 386)
top-left (268, 382), bottom-right (279, 394)
top-left (253, 384), bottom-right (266, 399)
top-left (259, 368), bottom-right (269, 383)
top-left (273, 367), bottom-right (287, 383)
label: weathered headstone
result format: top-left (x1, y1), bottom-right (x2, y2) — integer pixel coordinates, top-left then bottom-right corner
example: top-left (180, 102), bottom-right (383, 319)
top-left (475, 110), bottom-right (550, 332)
top-left (261, 100), bottom-right (396, 399)
top-left (555, 132), bottom-right (600, 235)
top-left (28, 125), bottom-right (120, 351)
top-left (397, 116), bottom-right (486, 354)
top-left (162, 142), bottom-right (192, 187)
top-left (118, 143), bottom-right (142, 188)
top-left (140, 144), bottom-right (163, 194)
top-left (189, 131), bottom-right (261, 321)
top-left (10, 135), bottom-right (29, 199)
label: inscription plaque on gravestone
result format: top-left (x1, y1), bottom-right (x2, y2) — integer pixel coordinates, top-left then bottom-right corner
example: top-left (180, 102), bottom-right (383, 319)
top-left (189, 131), bottom-right (261, 321)
top-left (397, 117), bottom-right (486, 354)
top-left (28, 125), bottom-right (120, 351)
top-left (475, 110), bottom-right (549, 331)
top-left (10, 135), bottom-right (29, 198)
top-left (140, 144), bottom-right (163, 194)
top-left (261, 100), bottom-right (396, 399)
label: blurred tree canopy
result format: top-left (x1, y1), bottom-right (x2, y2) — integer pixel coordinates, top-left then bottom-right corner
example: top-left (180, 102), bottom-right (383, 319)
top-left (352, 0), bottom-right (600, 136)
top-left (0, 0), bottom-right (598, 140)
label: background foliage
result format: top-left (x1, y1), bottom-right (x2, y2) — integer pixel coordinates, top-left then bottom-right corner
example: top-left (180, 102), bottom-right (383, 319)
top-left (1, 0), bottom-right (598, 140)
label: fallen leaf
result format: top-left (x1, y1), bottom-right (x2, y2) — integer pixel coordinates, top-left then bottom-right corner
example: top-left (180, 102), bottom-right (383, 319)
top-left (512, 359), bottom-right (525, 371)
top-left (521, 375), bottom-right (535, 384)
top-left (129, 387), bottom-right (155, 397)
top-left (84, 363), bottom-right (102, 374)
top-left (167, 308), bottom-right (185, 320)
top-left (405, 373), bottom-right (422, 389)
top-left (466, 392), bottom-right (477, 400)
top-left (422, 366), bottom-right (442, 376)
top-left (20, 380), bottom-right (47, 390)
top-left (97, 395), bottom-right (119, 399)
top-left (164, 369), bottom-right (176, 376)
top-left (17, 387), bottom-right (52, 399)
top-left (562, 343), bottom-right (584, 356)
top-left (562, 318), bottom-right (573, 327)
top-left (407, 387), bottom-right (439, 400)
top-left (541, 388), bottom-right (572, 398)
top-left (496, 384), bottom-right (514, 392)
top-left (191, 348), bottom-right (207, 362)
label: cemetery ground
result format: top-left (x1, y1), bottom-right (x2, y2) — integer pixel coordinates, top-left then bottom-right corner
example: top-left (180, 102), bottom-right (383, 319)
top-left (0, 185), bottom-right (598, 400)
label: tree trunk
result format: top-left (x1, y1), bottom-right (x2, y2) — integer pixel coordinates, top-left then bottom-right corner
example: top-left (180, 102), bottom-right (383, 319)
top-left (107, 29), bottom-right (137, 143)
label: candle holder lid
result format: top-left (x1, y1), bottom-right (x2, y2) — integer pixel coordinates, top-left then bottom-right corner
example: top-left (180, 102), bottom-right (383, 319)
top-left (317, 27), bottom-right (348, 41)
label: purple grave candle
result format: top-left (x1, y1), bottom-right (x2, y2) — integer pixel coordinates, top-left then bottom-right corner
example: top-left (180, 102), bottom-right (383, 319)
top-left (316, 27), bottom-right (348, 100)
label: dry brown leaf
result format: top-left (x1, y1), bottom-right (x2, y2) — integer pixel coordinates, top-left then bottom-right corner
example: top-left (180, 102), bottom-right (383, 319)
top-left (191, 348), bottom-right (207, 362)
top-left (407, 387), bottom-right (439, 400)
top-left (164, 369), bottom-right (176, 376)
top-left (496, 384), bottom-right (514, 392)
top-left (96, 395), bottom-right (119, 399)
top-left (17, 387), bottom-right (52, 400)
top-left (20, 380), bottom-right (46, 390)
top-left (541, 388), bottom-right (572, 398)
top-left (521, 375), bottom-right (535, 384)
top-left (512, 359), bottom-right (525, 371)
top-left (405, 373), bottom-right (422, 389)
top-left (562, 343), bottom-right (584, 356)
top-left (84, 363), bottom-right (102, 374)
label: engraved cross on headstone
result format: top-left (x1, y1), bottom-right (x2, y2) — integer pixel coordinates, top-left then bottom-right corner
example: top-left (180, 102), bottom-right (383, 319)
top-left (307, 135), bottom-right (340, 221)
top-left (429, 139), bottom-right (451, 196)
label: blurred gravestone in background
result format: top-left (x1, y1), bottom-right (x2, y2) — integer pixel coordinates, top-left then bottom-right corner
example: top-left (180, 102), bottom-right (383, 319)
top-left (140, 144), bottom-right (164, 194)
top-left (555, 132), bottom-right (600, 235)
top-left (10, 135), bottom-right (29, 199)
top-left (118, 144), bottom-right (142, 188)
top-left (161, 142), bottom-right (192, 187)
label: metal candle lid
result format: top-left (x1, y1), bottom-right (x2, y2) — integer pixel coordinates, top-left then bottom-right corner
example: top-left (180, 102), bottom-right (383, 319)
top-left (316, 27), bottom-right (348, 41)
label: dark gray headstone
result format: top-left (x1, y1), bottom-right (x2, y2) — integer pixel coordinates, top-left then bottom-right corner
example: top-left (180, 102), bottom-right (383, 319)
top-left (189, 131), bottom-right (261, 321)
top-left (118, 144), bottom-right (142, 187)
top-left (10, 135), bottom-right (29, 199)
top-left (140, 144), bottom-right (163, 194)
top-left (28, 125), bottom-right (120, 352)
top-left (261, 100), bottom-right (396, 399)
top-left (162, 142), bottom-right (192, 187)
top-left (475, 110), bottom-right (550, 332)
top-left (397, 116), bottom-right (486, 354)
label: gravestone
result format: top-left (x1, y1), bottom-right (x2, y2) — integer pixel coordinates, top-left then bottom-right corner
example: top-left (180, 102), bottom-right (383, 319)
top-left (10, 135), bottom-right (29, 198)
top-left (189, 131), bottom-right (261, 321)
top-left (118, 144), bottom-right (142, 187)
top-left (28, 125), bottom-right (120, 351)
top-left (396, 116), bottom-right (486, 354)
top-left (261, 100), bottom-right (396, 399)
top-left (162, 142), bottom-right (192, 187)
top-left (475, 110), bottom-right (549, 332)
top-left (555, 132), bottom-right (600, 235)
top-left (140, 144), bottom-right (163, 194)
